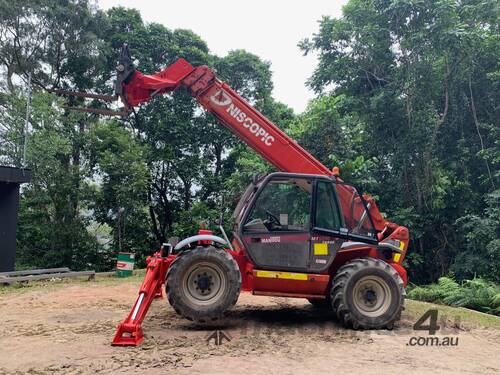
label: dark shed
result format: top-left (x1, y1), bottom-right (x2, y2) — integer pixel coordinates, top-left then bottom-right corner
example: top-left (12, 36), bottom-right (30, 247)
top-left (0, 166), bottom-right (31, 272)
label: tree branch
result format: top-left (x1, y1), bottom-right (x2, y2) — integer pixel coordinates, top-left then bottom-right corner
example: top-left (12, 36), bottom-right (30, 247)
top-left (468, 74), bottom-right (495, 190)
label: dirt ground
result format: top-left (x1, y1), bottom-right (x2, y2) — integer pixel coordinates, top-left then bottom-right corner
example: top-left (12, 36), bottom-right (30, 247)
top-left (1, 278), bottom-right (499, 375)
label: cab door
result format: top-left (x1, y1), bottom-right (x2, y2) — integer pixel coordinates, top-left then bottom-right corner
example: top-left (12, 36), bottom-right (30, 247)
top-left (309, 179), bottom-right (345, 273)
top-left (310, 180), bottom-right (379, 272)
top-left (240, 175), bottom-right (313, 272)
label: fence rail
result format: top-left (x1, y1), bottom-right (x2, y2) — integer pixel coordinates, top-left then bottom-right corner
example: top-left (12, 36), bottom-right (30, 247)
top-left (0, 268), bottom-right (95, 285)
top-left (0, 267), bottom-right (70, 277)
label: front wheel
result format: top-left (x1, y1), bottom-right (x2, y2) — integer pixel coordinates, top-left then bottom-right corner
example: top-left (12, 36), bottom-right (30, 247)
top-left (166, 246), bottom-right (241, 323)
top-left (331, 258), bottom-right (405, 329)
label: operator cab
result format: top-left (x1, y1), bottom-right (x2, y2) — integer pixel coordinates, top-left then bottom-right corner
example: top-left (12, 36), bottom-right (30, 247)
top-left (234, 172), bottom-right (377, 273)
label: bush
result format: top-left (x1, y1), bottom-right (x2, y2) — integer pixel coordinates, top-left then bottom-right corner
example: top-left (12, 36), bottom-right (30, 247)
top-left (408, 277), bottom-right (500, 316)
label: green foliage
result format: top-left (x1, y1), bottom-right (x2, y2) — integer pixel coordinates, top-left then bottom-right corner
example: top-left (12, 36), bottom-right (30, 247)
top-left (13, 92), bottom-right (108, 271)
top-left (214, 50), bottom-right (273, 104)
top-left (408, 277), bottom-right (500, 315)
top-left (170, 201), bottom-right (221, 240)
top-left (89, 121), bottom-right (150, 258)
top-left (300, 0), bottom-right (500, 283)
top-left (408, 277), bottom-right (461, 302)
top-left (453, 190), bottom-right (500, 282)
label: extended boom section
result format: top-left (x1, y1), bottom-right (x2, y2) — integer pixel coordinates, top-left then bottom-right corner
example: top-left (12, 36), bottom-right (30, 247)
top-left (121, 57), bottom-right (388, 231)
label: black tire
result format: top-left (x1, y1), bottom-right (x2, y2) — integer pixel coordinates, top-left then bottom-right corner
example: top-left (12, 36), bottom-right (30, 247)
top-left (331, 258), bottom-right (405, 329)
top-left (307, 298), bottom-right (331, 309)
top-left (166, 246), bottom-right (241, 323)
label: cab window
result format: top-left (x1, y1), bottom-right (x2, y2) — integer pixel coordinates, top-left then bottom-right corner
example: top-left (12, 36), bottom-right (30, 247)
top-left (346, 189), bottom-right (375, 238)
top-left (315, 181), bottom-right (341, 230)
top-left (243, 178), bottom-right (312, 232)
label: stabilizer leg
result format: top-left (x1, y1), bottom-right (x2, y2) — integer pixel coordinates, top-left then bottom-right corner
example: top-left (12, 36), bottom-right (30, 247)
top-left (112, 252), bottom-right (172, 346)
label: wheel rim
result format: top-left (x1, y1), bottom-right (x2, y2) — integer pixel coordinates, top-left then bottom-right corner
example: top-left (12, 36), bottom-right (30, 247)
top-left (352, 275), bottom-right (392, 317)
top-left (183, 261), bottom-right (227, 306)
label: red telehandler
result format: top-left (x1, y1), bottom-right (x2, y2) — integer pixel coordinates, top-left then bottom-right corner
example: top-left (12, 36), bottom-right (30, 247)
top-left (53, 44), bottom-right (409, 346)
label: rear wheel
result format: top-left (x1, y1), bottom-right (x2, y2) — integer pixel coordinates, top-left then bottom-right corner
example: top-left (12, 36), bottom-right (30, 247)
top-left (331, 258), bottom-right (405, 329)
top-left (166, 246), bottom-right (241, 323)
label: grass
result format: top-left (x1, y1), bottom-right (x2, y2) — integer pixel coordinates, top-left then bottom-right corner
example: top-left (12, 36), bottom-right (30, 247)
top-left (405, 299), bottom-right (500, 330)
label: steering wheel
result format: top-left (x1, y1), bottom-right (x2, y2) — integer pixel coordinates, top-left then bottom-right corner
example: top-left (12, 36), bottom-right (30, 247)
top-left (265, 210), bottom-right (281, 227)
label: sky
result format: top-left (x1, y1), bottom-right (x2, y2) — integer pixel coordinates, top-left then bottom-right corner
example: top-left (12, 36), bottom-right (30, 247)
top-left (97, 0), bottom-right (347, 113)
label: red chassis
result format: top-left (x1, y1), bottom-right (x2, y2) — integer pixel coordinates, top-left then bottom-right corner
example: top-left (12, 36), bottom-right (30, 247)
top-left (112, 229), bottom-right (408, 346)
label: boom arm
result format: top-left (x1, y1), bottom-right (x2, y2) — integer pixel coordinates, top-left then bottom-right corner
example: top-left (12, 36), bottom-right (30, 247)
top-left (121, 61), bottom-right (331, 176)
top-left (117, 45), bottom-right (388, 232)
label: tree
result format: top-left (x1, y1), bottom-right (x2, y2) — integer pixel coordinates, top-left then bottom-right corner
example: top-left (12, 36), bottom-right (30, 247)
top-left (300, 0), bottom-right (499, 282)
top-left (102, 8), bottom-right (212, 246)
top-left (1, 1), bottom-right (113, 271)
top-left (90, 121), bottom-right (150, 258)
top-left (102, 10), bottom-right (290, 246)
top-left (1, 1), bottom-right (298, 271)
top-left (454, 190), bottom-right (500, 283)
top-left (15, 92), bottom-right (102, 270)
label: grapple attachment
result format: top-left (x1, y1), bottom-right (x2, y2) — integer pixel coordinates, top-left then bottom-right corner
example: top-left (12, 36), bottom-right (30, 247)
top-left (47, 44), bottom-right (136, 117)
